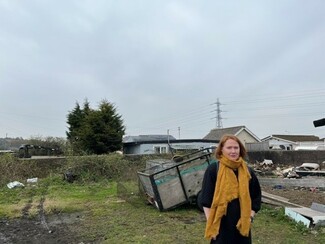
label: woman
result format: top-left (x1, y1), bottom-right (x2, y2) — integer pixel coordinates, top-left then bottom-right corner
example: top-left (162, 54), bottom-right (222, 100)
top-left (200, 134), bottom-right (261, 243)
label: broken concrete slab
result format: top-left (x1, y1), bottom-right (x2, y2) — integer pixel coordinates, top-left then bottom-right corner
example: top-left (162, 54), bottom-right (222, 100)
top-left (285, 208), bottom-right (311, 227)
top-left (311, 202), bottom-right (325, 213)
top-left (285, 203), bottom-right (325, 227)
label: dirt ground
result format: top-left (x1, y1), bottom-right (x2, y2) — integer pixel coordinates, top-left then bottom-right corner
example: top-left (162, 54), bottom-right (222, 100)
top-left (1, 183), bottom-right (324, 243)
top-left (261, 185), bottom-right (325, 207)
top-left (0, 213), bottom-right (86, 244)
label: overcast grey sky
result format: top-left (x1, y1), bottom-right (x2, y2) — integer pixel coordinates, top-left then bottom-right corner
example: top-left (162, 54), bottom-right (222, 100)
top-left (1, 0), bottom-right (325, 140)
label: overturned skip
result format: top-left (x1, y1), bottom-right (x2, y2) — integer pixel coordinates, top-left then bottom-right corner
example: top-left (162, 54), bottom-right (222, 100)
top-left (285, 202), bottom-right (325, 227)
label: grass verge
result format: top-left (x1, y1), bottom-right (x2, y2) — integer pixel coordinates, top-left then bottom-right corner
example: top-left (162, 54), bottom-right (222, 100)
top-left (1, 177), bottom-right (324, 243)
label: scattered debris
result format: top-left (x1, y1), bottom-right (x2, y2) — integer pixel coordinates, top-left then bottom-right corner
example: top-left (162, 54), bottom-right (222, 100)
top-left (272, 185), bottom-right (285, 190)
top-left (310, 187), bottom-right (319, 193)
top-left (7, 178), bottom-right (38, 189)
top-left (252, 160), bottom-right (325, 178)
top-left (7, 181), bottom-right (25, 189)
top-left (296, 163), bottom-right (320, 171)
top-left (27, 178), bottom-right (38, 183)
top-left (253, 159), bottom-right (276, 176)
top-left (259, 159), bottom-right (274, 166)
top-left (63, 171), bottom-right (77, 183)
top-left (286, 170), bottom-right (301, 179)
top-left (294, 163), bottom-right (325, 177)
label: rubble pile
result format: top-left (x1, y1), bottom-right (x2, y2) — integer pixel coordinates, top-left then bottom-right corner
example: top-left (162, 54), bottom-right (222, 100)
top-left (251, 160), bottom-right (324, 179)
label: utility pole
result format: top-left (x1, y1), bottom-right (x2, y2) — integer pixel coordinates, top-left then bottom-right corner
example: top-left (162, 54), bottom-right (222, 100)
top-left (212, 98), bottom-right (223, 129)
top-left (178, 127), bottom-right (180, 139)
top-left (167, 129), bottom-right (174, 156)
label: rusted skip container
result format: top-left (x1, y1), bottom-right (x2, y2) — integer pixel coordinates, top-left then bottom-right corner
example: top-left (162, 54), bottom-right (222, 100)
top-left (137, 148), bottom-right (216, 211)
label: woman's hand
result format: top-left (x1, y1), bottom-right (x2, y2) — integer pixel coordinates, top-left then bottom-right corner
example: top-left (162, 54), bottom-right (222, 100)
top-left (250, 210), bottom-right (256, 223)
top-left (203, 207), bottom-right (211, 220)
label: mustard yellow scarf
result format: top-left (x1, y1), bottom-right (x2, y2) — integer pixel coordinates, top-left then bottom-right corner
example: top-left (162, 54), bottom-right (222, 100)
top-left (205, 156), bottom-right (252, 240)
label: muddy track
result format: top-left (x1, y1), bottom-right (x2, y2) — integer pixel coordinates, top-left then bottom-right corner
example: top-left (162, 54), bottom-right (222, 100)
top-left (21, 197), bottom-right (33, 219)
top-left (38, 196), bottom-right (51, 232)
top-left (0, 186), bottom-right (82, 244)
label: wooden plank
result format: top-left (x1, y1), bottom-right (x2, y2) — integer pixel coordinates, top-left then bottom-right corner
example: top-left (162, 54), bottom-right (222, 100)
top-left (261, 198), bottom-right (286, 207)
top-left (262, 191), bottom-right (303, 208)
top-left (262, 191), bottom-right (289, 202)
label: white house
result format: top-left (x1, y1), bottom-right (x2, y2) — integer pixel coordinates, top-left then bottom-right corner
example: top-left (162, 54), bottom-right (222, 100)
top-left (123, 135), bottom-right (218, 155)
top-left (261, 134), bottom-right (325, 150)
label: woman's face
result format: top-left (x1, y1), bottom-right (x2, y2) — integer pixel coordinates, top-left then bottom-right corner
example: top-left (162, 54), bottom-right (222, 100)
top-left (221, 138), bottom-right (240, 160)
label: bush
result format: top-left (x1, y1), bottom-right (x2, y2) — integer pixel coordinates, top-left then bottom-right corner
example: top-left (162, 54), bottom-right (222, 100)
top-left (0, 153), bottom-right (168, 186)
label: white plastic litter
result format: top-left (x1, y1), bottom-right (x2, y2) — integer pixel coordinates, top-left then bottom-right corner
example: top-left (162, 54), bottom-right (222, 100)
top-left (7, 181), bottom-right (25, 189)
top-left (27, 178), bottom-right (38, 183)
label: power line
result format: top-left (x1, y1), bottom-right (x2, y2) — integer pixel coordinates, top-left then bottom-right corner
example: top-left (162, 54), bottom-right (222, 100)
top-left (127, 89), bottom-right (325, 137)
top-left (223, 89), bottom-right (325, 105)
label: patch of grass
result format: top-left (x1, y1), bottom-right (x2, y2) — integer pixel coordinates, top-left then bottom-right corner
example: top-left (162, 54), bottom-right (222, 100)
top-left (0, 180), bottom-right (49, 218)
top-left (76, 196), bottom-right (207, 243)
top-left (67, 181), bottom-right (325, 244)
top-left (0, 175), bottom-right (117, 218)
top-left (253, 205), bottom-right (325, 244)
top-left (43, 181), bottom-right (118, 214)
top-left (0, 202), bottom-right (24, 218)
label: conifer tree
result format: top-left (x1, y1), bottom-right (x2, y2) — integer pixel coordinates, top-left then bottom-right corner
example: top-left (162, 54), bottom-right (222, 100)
top-left (66, 99), bottom-right (125, 154)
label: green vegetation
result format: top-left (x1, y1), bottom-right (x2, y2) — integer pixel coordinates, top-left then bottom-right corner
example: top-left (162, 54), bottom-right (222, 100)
top-left (0, 154), bottom-right (324, 243)
top-left (66, 99), bottom-right (125, 155)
